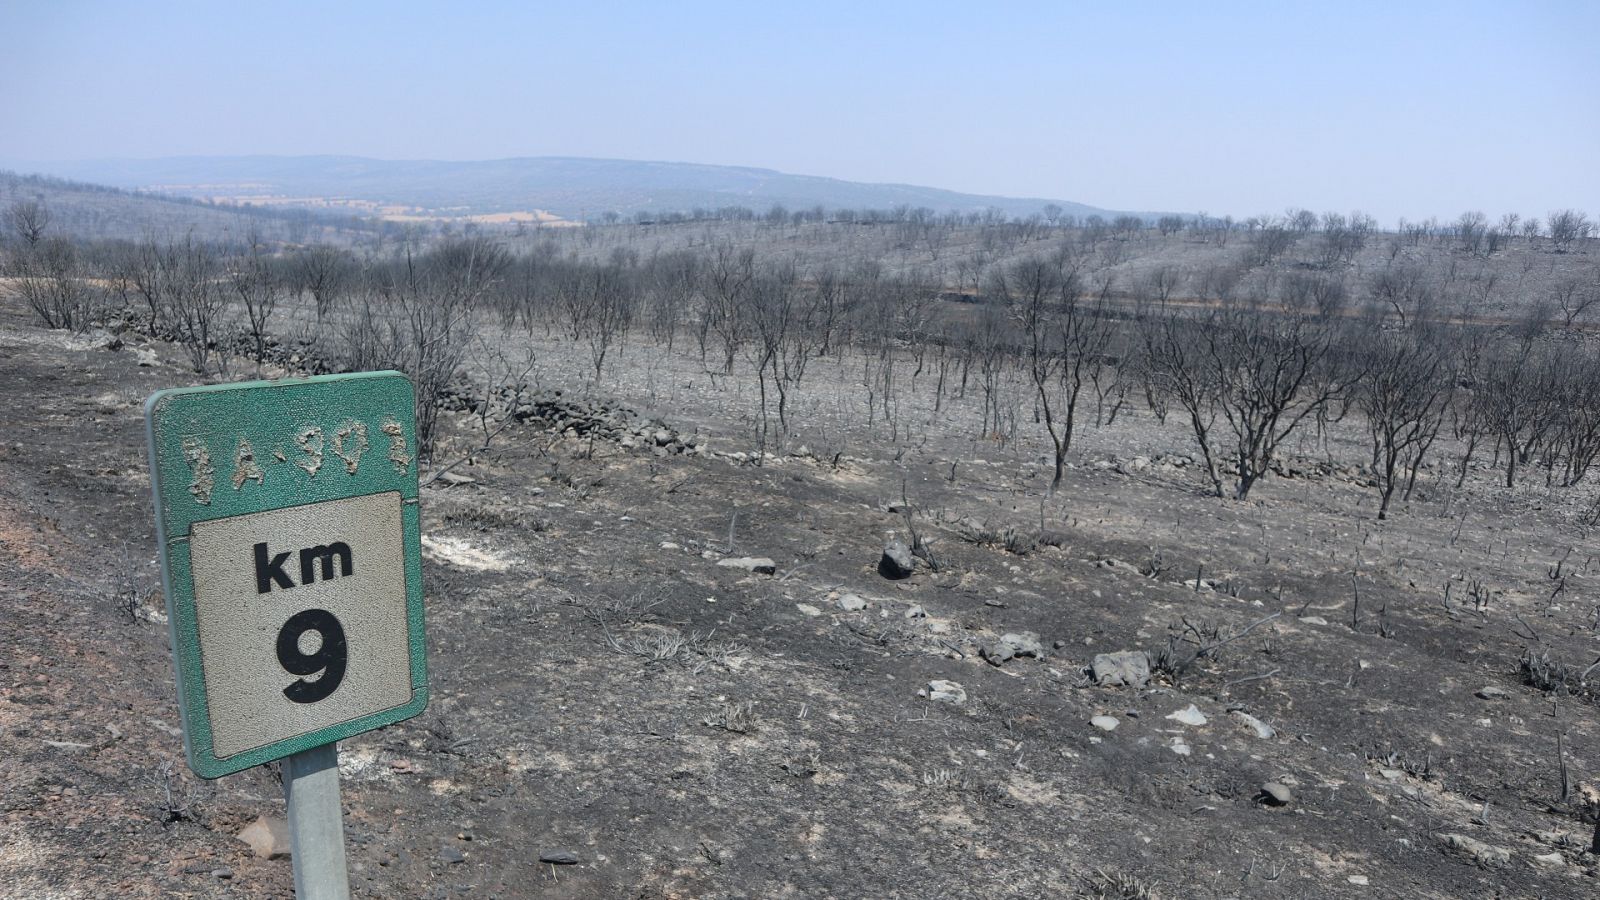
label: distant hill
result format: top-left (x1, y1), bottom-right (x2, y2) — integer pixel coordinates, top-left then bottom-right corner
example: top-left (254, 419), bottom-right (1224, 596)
top-left (0, 171), bottom-right (378, 244)
top-left (7, 155), bottom-right (1130, 223)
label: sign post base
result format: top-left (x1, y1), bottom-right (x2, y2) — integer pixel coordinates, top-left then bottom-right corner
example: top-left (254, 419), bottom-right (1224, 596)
top-left (284, 742), bottom-right (351, 900)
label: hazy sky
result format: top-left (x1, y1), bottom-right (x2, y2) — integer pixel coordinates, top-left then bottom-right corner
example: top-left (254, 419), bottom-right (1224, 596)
top-left (3, 1), bottom-right (1596, 223)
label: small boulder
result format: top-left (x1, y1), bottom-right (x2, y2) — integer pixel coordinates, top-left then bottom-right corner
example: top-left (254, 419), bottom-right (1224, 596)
top-left (1166, 704), bottom-right (1208, 727)
top-left (136, 348), bottom-right (159, 367)
top-left (238, 816), bottom-right (291, 860)
top-left (1231, 710), bottom-right (1275, 739)
top-left (1090, 651), bottom-right (1150, 688)
top-left (904, 604), bottom-right (927, 619)
top-left (926, 680), bottom-right (966, 704)
top-left (1475, 685), bottom-right (1510, 700)
top-left (837, 593), bottom-right (868, 611)
top-left (980, 642), bottom-right (1015, 666)
top-left (999, 631), bottom-right (1044, 657)
top-left (718, 557), bottom-right (777, 575)
top-left (539, 850), bottom-right (581, 866)
top-left (1436, 833), bottom-right (1511, 867)
top-left (1258, 783), bottom-right (1293, 806)
top-left (879, 541), bottom-right (916, 579)
top-left (795, 603), bottom-right (823, 617)
top-left (1090, 715), bottom-right (1120, 732)
top-left (982, 631), bottom-right (1044, 666)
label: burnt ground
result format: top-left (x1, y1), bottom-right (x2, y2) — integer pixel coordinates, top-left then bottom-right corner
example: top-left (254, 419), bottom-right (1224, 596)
top-left (4, 296), bottom-right (1600, 899)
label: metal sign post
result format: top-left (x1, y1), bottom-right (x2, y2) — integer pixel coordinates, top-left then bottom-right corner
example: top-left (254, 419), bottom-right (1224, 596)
top-left (285, 743), bottom-right (351, 900)
top-left (144, 371), bottom-right (428, 896)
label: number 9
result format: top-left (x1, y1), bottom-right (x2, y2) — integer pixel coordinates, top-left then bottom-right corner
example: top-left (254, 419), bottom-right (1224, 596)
top-left (276, 609), bottom-right (348, 703)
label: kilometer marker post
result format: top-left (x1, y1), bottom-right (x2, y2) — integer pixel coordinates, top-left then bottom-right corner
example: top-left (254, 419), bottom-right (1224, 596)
top-left (284, 743), bottom-right (351, 900)
top-left (144, 372), bottom-right (429, 898)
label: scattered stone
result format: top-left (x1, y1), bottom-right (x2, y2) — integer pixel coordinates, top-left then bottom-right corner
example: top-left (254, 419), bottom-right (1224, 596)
top-left (659, 542), bottom-right (681, 550)
top-left (1258, 783), bottom-right (1293, 806)
top-left (717, 557), bottom-right (777, 575)
top-left (1475, 685), bottom-right (1510, 700)
top-left (1169, 738), bottom-right (1192, 756)
top-left (795, 603), bottom-right (822, 618)
top-left (136, 348), bottom-right (159, 367)
top-left (1436, 833), bottom-right (1511, 867)
top-left (837, 593), bottom-right (868, 611)
top-left (879, 541), bottom-right (916, 579)
top-left (1091, 715), bottom-right (1120, 732)
top-left (238, 816), bottom-right (291, 860)
top-left (76, 329), bottom-right (120, 351)
top-left (1113, 456), bottom-right (1151, 475)
top-left (439, 847), bottom-right (465, 864)
top-left (904, 604), bottom-right (926, 619)
top-left (1090, 651), bottom-right (1151, 688)
top-left (539, 850), bottom-right (581, 865)
top-left (1346, 875), bottom-right (1369, 885)
top-left (926, 680), bottom-right (966, 704)
top-left (1166, 704), bottom-right (1208, 727)
top-left (999, 631), bottom-right (1044, 657)
top-left (982, 631), bottom-right (1044, 666)
top-left (981, 642), bottom-right (1015, 665)
top-left (1231, 710), bottom-right (1275, 739)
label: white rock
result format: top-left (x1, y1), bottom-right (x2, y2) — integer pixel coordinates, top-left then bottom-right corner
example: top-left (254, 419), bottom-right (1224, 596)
top-left (1169, 738), bottom-right (1192, 756)
top-left (1298, 616), bottom-right (1329, 626)
top-left (1166, 704), bottom-right (1208, 726)
top-left (795, 604), bottom-right (822, 617)
top-left (1091, 715), bottom-right (1120, 732)
top-left (837, 593), bottom-right (868, 611)
top-left (927, 680), bottom-right (966, 704)
top-left (1347, 875), bottom-right (1369, 885)
top-left (1232, 710), bottom-right (1275, 739)
top-left (717, 556), bottom-right (776, 575)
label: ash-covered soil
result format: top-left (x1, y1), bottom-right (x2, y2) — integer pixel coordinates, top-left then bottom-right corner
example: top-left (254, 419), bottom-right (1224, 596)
top-left (4, 298), bottom-right (1600, 899)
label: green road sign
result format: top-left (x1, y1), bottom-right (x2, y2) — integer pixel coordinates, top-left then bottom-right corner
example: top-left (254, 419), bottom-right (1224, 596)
top-left (145, 372), bottom-right (428, 778)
